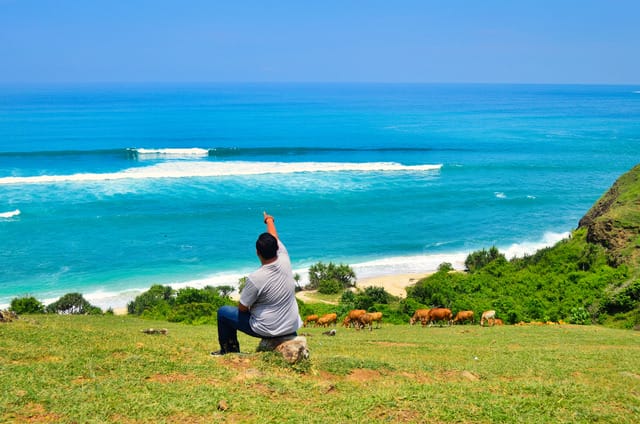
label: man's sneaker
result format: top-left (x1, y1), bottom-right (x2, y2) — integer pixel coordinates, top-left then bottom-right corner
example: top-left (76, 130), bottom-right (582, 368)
top-left (210, 350), bottom-right (225, 356)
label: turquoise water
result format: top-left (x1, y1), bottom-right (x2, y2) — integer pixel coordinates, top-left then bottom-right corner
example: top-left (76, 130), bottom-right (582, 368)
top-left (1, 83), bottom-right (638, 309)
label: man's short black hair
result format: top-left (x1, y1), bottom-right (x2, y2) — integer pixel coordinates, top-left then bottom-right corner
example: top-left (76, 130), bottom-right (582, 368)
top-left (256, 232), bottom-right (278, 260)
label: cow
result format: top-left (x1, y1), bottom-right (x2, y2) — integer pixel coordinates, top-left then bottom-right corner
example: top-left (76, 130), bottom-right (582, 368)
top-left (493, 318), bottom-right (504, 326)
top-left (358, 312), bottom-right (383, 331)
top-left (427, 308), bottom-right (453, 326)
top-left (303, 314), bottom-right (319, 327)
top-left (409, 309), bottom-right (431, 326)
top-left (317, 313), bottom-right (338, 327)
top-left (480, 310), bottom-right (496, 326)
top-left (343, 309), bottom-right (367, 328)
top-left (453, 310), bottom-right (474, 325)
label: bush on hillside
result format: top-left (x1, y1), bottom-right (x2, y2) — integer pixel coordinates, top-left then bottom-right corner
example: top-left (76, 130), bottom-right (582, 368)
top-left (318, 278), bottom-right (342, 294)
top-left (128, 284), bottom-right (235, 323)
top-left (465, 246), bottom-right (505, 273)
top-left (354, 286), bottom-right (393, 311)
top-left (46, 293), bottom-right (102, 315)
top-left (307, 262), bottom-right (356, 291)
top-left (168, 303), bottom-right (217, 324)
top-left (10, 296), bottom-right (45, 314)
top-left (127, 284), bottom-right (175, 316)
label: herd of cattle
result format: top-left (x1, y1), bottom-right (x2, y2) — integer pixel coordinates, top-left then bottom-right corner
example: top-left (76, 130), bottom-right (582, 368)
top-left (303, 308), bottom-right (502, 331)
top-left (409, 308), bottom-right (502, 326)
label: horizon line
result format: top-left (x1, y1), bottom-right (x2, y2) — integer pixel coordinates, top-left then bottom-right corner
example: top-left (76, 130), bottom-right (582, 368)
top-left (1, 80), bottom-right (639, 87)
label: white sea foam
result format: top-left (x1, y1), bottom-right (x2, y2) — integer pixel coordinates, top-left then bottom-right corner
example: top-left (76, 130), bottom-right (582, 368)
top-left (495, 192), bottom-right (506, 199)
top-left (502, 231), bottom-right (570, 258)
top-left (132, 147), bottom-right (210, 159)
top-left (0, 209), bottom-right (21, 218)
top-left (0, 161), bottom-right (442, 185)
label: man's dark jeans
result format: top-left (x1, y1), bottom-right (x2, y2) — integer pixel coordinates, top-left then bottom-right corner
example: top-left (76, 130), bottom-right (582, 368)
top-left (216, 305), bottom-right (262, 353)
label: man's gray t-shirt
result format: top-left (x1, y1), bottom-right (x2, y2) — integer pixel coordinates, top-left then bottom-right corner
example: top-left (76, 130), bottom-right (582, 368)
top-left (240, 240), bottom-right (302, 337)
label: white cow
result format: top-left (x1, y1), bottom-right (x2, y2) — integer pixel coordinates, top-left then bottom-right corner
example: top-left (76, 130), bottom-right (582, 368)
top-left (480, 310), bottom-right (496, 326)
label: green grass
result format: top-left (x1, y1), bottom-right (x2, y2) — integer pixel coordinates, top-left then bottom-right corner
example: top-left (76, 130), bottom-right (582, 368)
top-left (2, 315), bottom-right (640, 423)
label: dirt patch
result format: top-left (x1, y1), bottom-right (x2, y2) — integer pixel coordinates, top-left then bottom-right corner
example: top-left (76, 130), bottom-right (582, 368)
top-left (147, 372), bottom-right (195, 383)
top-left (42, 355), bottom-right (63, 363)
top-left (397, 371), bottom-right (433, 384)
top-left (163, 413), bottom-right (220, 424)
top-left (295, 290), bottom-right (338, 304)
top-left (5, 402), bottom-right (63, 423)
top-left (369, 405), bottom-right (423, 423)
top-left (370, 341), bottom-right (420, 348)
top-left (346, 368), bottom-right (381, 383)
top-left (620, 371), bottom-right (640, 380)
top-left (436, 370), bottom-right (480, 382)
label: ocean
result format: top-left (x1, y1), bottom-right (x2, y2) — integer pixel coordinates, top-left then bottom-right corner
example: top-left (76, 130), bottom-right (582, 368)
top-left (1, 83), bottom-right (638, 310)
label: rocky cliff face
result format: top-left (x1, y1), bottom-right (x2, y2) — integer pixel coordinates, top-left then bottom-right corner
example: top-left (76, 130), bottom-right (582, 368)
top-left (578, 164), bottom-right (640, 267)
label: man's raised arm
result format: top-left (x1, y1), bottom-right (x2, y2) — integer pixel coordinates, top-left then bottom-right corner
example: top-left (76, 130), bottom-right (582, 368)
top-left (263, 211), bottom-right (278, 239)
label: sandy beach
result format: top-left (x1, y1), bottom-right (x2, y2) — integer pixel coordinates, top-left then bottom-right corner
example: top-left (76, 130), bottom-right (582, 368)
top-left (354, 273), bottom-right (431, 297)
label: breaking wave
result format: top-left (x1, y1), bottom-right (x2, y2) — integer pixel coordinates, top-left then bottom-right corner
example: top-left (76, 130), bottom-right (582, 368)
top-left (0, 209), bottom-right (21, 218)
top-left (0, 161), bottom-right (442, 185)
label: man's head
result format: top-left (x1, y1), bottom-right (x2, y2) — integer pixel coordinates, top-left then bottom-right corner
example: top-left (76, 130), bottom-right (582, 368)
top-left (256, 232), bottom-right (278, 261)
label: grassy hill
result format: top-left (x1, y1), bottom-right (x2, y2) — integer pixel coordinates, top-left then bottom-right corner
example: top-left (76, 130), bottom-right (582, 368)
top-left (406, 164), bottom-right (640, 329)
top-left (2, 314), bottom-right (640, 423)
top-left (578, 163), bottom-right (640, 269)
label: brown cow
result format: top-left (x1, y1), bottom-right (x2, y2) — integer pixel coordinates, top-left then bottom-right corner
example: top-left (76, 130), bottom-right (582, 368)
top-left (343, 309), bottom-right (367, 328)
top-left (303, 314), bottom-right (319, 327)
top-left (453, 310), bottom-right (474, 325)
top-left (358, 312), bottom-right (383, 331)
top-left (409, 308), bottom-right (431, 326)
top-left (427, 308), bottom-right (453, 326)
top-left (480, 310), bottom-right (496, 326)
top-left (493, 318), bottom-right (504, 326)
top-left (317, 313), bottom-right (337, 327)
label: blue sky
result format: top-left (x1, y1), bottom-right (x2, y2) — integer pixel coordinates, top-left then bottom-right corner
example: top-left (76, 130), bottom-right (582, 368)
top-left (1, 0), bottom-right (638, 84)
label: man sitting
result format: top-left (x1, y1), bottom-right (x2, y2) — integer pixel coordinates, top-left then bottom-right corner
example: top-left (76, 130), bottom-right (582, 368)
top-left (212, 212), bottom-right (302, 355)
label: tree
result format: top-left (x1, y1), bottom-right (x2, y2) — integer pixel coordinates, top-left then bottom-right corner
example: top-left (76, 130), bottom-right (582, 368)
top-left (354, 286), bottom-right (392, 311)
top-left (465, 246), bottom-right (505, 273)
top-left (307, 262), bottom-right (356, 290)
top-left (214, 285), bottom-right (235, 298)
top-left (127, 284), bottom-right (175, 315)
top-left (293, 273), bottom-right (302, 292)
top-left (46, 293), bottom-right (102, 315)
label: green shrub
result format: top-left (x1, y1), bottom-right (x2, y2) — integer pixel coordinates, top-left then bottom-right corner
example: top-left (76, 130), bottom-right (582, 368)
top-left (353, 286), bottom-right (393, 311)
top-left (10, 296), bottom-right (45, 314)
top-left (46, 293), bottom-right (102, 315)
top-left (569, 306), bottom-right (591, 325)
top-left (339, 290), bottom-right (356, 308)
top-left (318, 278), bottom-right (342, 294)
top-left (308, 262), bottom-right (356, 290)
top-left (464, 246), bottom-right (505, 273)
top-left (127, 284), bottom-right (175, 315)
top-left (168, 303), bottom-right (217, 324)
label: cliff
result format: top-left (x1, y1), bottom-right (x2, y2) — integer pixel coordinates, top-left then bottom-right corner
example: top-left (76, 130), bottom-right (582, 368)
top-left (578, 164), bottom-right (640, 268)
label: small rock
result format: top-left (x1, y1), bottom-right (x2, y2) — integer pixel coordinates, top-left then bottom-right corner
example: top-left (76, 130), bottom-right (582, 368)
top-left (275, 337), bottom-right (310, 364)
top-left (141, 328), bottom-right (168, 335)
top-left (217, 400), bottom-right (229, 411)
